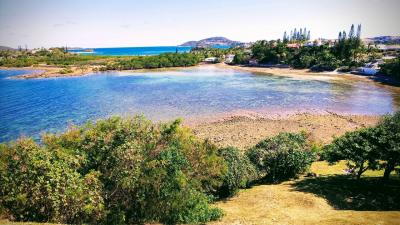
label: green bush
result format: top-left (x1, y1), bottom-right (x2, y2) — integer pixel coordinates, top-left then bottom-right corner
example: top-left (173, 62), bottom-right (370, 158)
top-left (0, 139), bottom-right (104, 224)
top-left (216, 147), bottom-right (258, 197)
top-left (105, 53), bottom-right (201, 71)
top-left (324, 128), bottom-right (380, 179)
top-left (232, 53), bottom-right (250, 65)
top-left (380, 57), bottom-right (400, 79)
top-left (246, 132), bottom-right (316, 182)
top-left (59, 67), bottom-right (73, 74)
top-left (0, 116), bottom-right (225, 224)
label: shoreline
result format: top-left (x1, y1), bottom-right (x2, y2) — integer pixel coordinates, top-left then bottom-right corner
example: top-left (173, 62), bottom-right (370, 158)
top-left (0, 64), bottom-right (201, 79)
top-left (0, 65), bottom-right (95, 79)
top-left (216, 63), bottom-right (400, 87)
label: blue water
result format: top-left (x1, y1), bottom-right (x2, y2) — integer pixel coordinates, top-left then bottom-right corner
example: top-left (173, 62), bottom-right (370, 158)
top-left (0, 67), bottom-right (399, 142)
top-left (68, 46), bottom-right (231, 56)
top-left (68, 46), bottom-right (191, 56)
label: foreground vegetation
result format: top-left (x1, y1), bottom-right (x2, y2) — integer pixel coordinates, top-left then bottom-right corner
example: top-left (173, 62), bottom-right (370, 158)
top-left (1, 111), bottom-right (399, 224)
top-left (0, 116), bottom-right (315, 224)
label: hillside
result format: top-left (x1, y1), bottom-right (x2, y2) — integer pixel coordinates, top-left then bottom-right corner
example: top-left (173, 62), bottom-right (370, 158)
top-left (179, 36), bottom-right (243, 47)
top-left (364, 36), bottom-right (400, 45)
top-left (0, 46), bottom-right (15, 50)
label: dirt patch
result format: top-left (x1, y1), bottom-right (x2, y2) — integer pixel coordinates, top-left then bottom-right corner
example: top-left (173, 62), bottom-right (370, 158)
top-left (191, 113), bottom-right (381, 150)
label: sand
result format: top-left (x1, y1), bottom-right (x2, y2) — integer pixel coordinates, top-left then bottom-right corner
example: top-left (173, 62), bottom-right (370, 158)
top-left (190, 113), bottom-right (382, 150)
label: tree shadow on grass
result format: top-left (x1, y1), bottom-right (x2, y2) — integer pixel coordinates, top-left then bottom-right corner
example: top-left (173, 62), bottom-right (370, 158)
top-left (290, 175), bottom-right (400, 211)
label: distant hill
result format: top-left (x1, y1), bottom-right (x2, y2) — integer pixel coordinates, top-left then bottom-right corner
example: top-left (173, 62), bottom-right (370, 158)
top-left (0, 46), bottom-right (15, 51)
top-left (364, 36), bottom-right (400, 45)
top-left (179, 37), bottom-right (243, 47)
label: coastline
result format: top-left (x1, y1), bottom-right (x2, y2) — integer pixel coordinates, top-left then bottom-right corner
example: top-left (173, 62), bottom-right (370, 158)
top-left (216, 63), bottom-right (400, 88)
top-left (0, 65), bottom-right (95, 79)
top-left (0, 64), bottom-right (201, 79)
top-left (3, 63), bottom-right (398, 89)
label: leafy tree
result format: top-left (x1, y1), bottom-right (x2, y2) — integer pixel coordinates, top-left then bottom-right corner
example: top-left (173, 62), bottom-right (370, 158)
top-left (324, 128), bottom-right (380, 179)
top-left (375, 112), bottom-right (400, 181)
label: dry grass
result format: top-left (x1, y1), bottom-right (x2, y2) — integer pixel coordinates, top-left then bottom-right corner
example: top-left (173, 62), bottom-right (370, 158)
top-left (210, 161), bottom-right (400, 225)
top-left (1, 162), bottom-right (399, 225)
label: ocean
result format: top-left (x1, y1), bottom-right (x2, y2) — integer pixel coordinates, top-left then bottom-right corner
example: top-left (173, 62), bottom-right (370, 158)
top-left (68, 45), bottom-right (230, 56)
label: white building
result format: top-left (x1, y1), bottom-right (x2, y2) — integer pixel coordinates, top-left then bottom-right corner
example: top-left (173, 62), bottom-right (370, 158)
top-left (225, 54), bottom-right (235, 63)
top-left (203, 57), bottom-right (218, 63)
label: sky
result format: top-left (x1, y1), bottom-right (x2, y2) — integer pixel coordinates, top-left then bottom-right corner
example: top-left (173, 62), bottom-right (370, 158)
top-left (0, 0), bottom-right (399, 48)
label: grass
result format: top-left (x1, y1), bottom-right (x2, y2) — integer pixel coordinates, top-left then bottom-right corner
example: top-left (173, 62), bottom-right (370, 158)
top-left (1, 161), bottom-right (399, 225)
top-left (210, 161), bottom-right (400, 225)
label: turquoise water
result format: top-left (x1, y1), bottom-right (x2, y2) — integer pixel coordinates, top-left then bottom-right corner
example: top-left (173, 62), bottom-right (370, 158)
top-left (0, 66), bottom-right (399, 142)
top-left (68, 46), bottom-right (192, 56)
top-left (68, 46), bottom-right (231, 56)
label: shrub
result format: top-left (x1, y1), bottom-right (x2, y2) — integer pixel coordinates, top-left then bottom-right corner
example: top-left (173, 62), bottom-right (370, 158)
top-left (217, 147), bottom-right (258, 197)
top-left (0, 116), bottom-right (226, 224)
top-left (0, 139), bottom-right (104, 224)
top-left (324, 127), bottom-right (380, 179)
top-left (246, 132), bottom-right (316, 182)
top-left (59, 67), bottom-right (73, 74)
top-left (232, 53), bottom-right (250, 65)
top-left (380, 57), bottom-right (400, 79)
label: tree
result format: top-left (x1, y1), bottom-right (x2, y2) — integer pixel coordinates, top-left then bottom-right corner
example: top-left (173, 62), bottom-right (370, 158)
top-left (375, 112), bottom-right (400, 181)
top-left (356, 24), bottom-right (362, 39)
top-left (293, 28), bottom-right (297, 40)
top-left (349, 24), bottom-right (355, 39)
top-left (283, 31), bottom-right (288, 42)
top-left (299, 28), bottom-right (303, 40)
top-left (324, 128), bottom-right (380, 179)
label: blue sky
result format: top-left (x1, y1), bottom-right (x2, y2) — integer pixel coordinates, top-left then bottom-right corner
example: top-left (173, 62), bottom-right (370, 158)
top-left (0, 0), bottom-right (399, 48)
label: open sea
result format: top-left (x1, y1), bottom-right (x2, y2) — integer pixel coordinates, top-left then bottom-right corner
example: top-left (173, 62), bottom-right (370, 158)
top-left (68, 46), bottom-right (230, 56)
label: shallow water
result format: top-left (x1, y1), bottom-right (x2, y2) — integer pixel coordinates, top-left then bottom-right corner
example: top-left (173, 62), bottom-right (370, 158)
top-left (67, 45), bottom-right (230, 56)
top-left (0, 66), bottom-right (399, 142)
